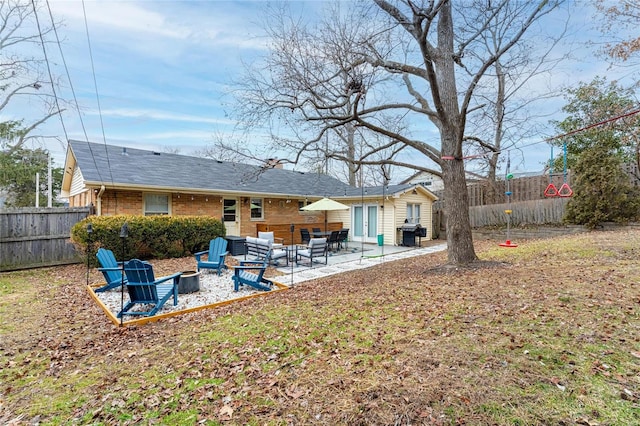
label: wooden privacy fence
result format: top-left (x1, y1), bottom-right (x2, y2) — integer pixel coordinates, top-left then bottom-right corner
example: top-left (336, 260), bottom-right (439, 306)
top-left (0, 207), bottom-right (90, 271)
top-left (435, 199), bottom-right (568, 231)
top-left (434, 173), bottom-right (573, 207)
top-left (468, 198), bottom-right (570, 228)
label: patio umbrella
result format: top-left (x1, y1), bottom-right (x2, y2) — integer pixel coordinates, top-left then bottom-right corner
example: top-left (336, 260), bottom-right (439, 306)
top-left (301, 197), bottom-right (349, 232)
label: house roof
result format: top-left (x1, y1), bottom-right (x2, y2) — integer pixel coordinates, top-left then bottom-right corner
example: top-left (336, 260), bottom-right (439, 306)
top-left (400, 170), bottom-right (442, 185)
top-left (338, 184), bottom-right (437, 201)
top-left (64, 140), bottom-right (437, 201)
top-left (66, 140), bottom-right (355, 198)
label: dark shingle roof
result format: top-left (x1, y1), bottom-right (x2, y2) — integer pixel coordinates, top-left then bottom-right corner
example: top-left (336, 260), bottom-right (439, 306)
top-left (70, 140), bottom-right (353, 197)
top-left (340, 184), bottom-right (416, 198)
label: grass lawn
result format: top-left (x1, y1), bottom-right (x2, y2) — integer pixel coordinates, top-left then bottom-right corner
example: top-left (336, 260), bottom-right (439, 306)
top-left (1, 229), bottom-right (639, 425)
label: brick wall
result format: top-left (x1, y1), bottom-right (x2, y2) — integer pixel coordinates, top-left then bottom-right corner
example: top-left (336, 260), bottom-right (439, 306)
top-left (68, 190), bottom-right (94, 208)
top-left (172, 194), bottom-right (223, 216)
top-left (238, 197), bottom-right (322, 236)
top-left (100, 191), bottom-right (143, 215)
top-left (93, 190), bottom-right (323, 235)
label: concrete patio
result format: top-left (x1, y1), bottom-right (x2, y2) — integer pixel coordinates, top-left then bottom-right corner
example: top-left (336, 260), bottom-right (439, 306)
top-left (232, 241), bottom-right (448, 286)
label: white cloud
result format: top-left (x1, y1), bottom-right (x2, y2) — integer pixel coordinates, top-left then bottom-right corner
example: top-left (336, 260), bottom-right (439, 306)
top-left (50, 1), bottom-right (267, 49)
top-left (50, 1), bottom-right (190, 40)
top-left (88, 108), bottom-right (234, 126)
top-left (136, 130), bottom-right (216, 140)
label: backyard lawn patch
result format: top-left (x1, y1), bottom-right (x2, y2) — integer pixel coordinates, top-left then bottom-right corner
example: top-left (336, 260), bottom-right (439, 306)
top-left (1, 229), bottom-right (639, 425)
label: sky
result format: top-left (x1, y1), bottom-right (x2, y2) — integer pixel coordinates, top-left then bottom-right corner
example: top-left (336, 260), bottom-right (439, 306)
top-left (5, 0), bottom-right (639, 183)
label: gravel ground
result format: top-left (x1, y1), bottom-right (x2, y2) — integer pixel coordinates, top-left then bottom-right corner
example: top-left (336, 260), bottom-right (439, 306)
top-left (94, 269), bottom-right (267, 318)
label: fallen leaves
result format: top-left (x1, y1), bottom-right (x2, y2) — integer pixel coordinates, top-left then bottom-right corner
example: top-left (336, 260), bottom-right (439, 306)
top-left (2, 231), bottom-right (640, 425)
top-left (218, 405), bottom-right (233, 420)
top-left (285, 385), bottom-right (305, 399)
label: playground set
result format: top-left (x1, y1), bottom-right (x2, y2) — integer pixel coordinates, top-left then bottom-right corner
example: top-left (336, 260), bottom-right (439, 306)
top-left (499, 143), bottom-right (573, 248)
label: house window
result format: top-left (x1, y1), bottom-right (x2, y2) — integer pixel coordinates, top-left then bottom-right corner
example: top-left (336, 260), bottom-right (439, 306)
top-left (223, 199), bottom-right (236, 222)
top-left (144, 194), bottom-right (169, 216)
top-left (406, 203), bottom-right (420, 224)
top-left (250, 198), bottom-right (263, 219)
top-left (298, 200), bottom-right (308, 211)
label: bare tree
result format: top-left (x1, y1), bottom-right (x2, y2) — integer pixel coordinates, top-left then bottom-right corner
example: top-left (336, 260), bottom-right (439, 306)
top-left (231, 0), bottom-right (559, 265)
top-left (227, 3), bottom-right (418, 179)
top-left (594, 0), bottom-right (640, 64)
top-left (462, 5), bottom-right (568, 203)
top-left (0, 0), bottom-right (62, 152)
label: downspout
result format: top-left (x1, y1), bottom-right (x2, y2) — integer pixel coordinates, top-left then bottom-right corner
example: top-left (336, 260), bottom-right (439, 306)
top-left (96, 185), bottom-right (105, 216)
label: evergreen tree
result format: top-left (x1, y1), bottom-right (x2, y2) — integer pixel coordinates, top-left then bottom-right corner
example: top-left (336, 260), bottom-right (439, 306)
top-left (0, 144), bottom-right (63, 208)
top-left (551, 77), bottom-right (639, 172)
top-left (564, 144), bottom-right (640, 228)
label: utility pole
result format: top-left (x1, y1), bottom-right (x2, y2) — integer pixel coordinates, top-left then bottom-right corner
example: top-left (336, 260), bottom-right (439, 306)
top-left (35, 172), bottom-right (40, 207)
top-left (325, 132), bottom-right (329, 175)
top-left (47, 153), bottom-right (52, 208)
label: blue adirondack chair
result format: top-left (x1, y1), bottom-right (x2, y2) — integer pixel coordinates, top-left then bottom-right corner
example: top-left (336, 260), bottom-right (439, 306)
top-left (95, 248), bottom-right (126, 293)
top-left (232, 251), bottom-right (272, 292)
top-left (194, 237), bottom-right (229, 275)
top-left (118, 259), bottom-right (181, 318)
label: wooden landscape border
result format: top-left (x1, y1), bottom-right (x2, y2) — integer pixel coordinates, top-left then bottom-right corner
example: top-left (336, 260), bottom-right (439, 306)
top-left (87, 280), bottom-right (289, 327)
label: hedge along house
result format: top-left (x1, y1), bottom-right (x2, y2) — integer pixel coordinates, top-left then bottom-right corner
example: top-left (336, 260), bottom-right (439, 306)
top-left (61, 141), bottom-right (437, 245)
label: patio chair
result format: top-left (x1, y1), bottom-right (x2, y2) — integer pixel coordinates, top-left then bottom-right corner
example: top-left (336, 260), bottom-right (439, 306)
top-left (270, 245), bottom-right (289, 266)
top-left (246, 237), bottom-right (287, 266)
top-left (296, 237), bottom-right (328, 267)
top-left (232, 251), bottom-right (273, 292)
top-left (95, 248), bottom-right (126, 293)
top-left (300, 228), bottom-right (311, 245)
top-left (194, 237), bottom-right (229, 275)
top-left (258, 231), bottom-right (284, 245)
top-left (245, 236), bottom-right (269, 260)
top-left (119, 259), bottom-right (181, 318)
top-left (328, 230), bottom-right (341, 252)
top-left (312, 227), bottom-right (322, 235)
top-left (338, 229), bottom-right (349, 250)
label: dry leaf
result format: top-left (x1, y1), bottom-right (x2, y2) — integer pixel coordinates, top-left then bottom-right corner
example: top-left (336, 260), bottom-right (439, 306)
top-left (286, 387), bottom-right (304, 399)
top-left (219, 405), bottom-right (234, 419)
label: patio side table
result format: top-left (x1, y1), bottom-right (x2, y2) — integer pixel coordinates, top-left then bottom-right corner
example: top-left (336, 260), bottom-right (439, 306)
top-left (226, 236), bottom-right (246, 256)
top-left (285, 245), bottom-right (297, 264)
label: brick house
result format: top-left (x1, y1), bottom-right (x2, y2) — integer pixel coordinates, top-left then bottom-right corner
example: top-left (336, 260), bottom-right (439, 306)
top-left (61, 141), bottom-right (437, 245)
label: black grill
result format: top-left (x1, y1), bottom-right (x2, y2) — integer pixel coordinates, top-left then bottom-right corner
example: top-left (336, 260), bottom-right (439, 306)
top-left (399, 224), bottom-right (426, 246)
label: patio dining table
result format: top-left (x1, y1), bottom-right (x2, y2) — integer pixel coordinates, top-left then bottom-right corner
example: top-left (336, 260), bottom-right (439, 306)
top-left (312, 231), bottom-right (332, 238)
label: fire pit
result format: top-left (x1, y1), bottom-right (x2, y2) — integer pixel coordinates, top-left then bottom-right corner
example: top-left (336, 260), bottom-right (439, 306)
top-left (178, 271), bottom-right (201, 294)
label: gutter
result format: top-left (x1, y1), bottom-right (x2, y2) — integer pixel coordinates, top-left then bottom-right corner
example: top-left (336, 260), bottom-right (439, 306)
top-left (96, 185), bottom-right (105, 216)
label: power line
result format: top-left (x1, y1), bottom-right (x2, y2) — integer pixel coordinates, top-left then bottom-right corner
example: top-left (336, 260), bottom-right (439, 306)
top-left (81, 0), bottom-right (114, 186)
top-left (30, 1), bottom-right (67, 143)
top-left (544, 107), bottom-right (640, 143)
top-left (41, 0), bottom-right (105, 184)
top-left (443, 107), bottom-right (640, 162)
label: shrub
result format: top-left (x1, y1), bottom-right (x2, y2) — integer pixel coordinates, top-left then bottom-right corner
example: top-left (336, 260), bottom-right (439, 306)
top-left (71, 215), bottom-right (225, 264)
top-left (564, 145), bottom-right (640, 228)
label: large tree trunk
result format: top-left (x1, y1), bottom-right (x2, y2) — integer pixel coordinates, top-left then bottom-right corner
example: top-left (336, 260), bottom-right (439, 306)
top-left (436, 3), bottom-right (477, 264)
top-left (441, 135), bottom-right (478, 264)
top-left (346, 124), bottom-right (357, 186)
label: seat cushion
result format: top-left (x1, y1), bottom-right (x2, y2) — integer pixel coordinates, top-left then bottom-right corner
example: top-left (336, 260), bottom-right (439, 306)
top-left (272, 249), bottom-right (287, 259)
top-left (258, 232), bottom-right (275, 243)
top-left (256, 238), bottom-right (271, 247)
top-left (309, 237), bottom-right (326, 247)
top-left (297, 248), bottom-right (311, 258)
